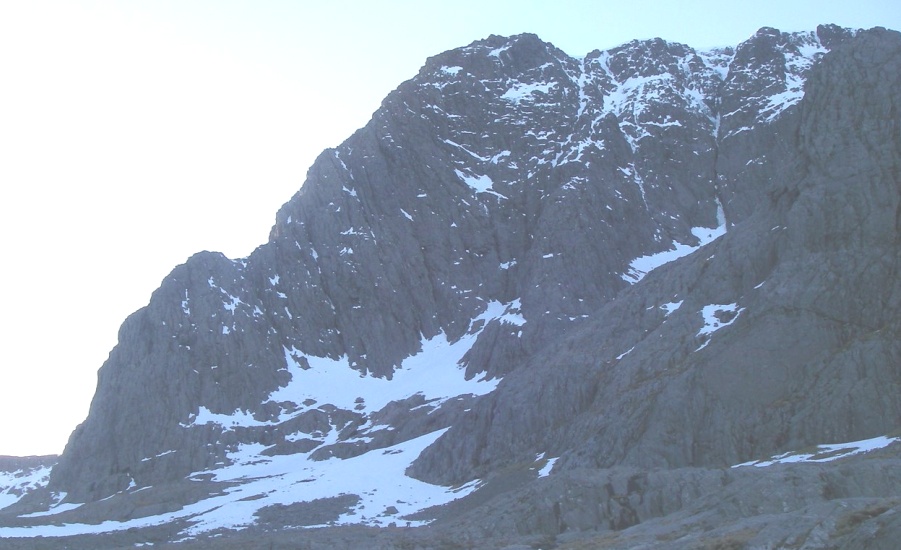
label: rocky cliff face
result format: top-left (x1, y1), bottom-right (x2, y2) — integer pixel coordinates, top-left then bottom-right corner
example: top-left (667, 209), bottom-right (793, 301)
top-left (411, 25), bottom-right (901, 485)
top-left (3, 23), bottom-right (900, 549)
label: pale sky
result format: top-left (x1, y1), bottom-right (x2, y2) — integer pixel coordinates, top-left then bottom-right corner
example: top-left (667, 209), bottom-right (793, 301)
top-left (1, 1), bottom-right (898, 457)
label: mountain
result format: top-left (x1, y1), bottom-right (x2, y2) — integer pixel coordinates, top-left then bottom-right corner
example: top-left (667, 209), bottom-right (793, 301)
top-left (2, 23), bottom-right (901, 549)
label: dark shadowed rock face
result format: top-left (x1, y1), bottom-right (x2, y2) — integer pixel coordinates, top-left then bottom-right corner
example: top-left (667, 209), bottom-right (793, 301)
top-left (13, 23), bottom-right (901, 548)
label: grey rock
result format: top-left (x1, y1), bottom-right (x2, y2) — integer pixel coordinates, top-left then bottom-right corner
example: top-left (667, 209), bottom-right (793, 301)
top-left (6, 23), bottom-right (898, 550)
top-left (411, 27), bottom-right (901, 486)
top-left (254, 494), bottom-right (361, 528)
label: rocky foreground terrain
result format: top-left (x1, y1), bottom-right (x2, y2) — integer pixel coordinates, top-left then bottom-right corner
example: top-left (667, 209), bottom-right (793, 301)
top-left (2, 23), bottom-right (900, 549)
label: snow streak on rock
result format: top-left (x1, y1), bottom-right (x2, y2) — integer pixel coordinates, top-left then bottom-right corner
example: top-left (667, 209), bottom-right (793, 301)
top-left (733, 435), bottom-right (901, 468)
top-left (622, 223), bottom-right (726, 284)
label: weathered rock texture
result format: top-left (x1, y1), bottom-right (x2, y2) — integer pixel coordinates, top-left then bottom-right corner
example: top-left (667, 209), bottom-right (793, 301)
top-left (4, 23), bottom-right (900, 549)
top-left (411, 25), bottom-right (901, 485)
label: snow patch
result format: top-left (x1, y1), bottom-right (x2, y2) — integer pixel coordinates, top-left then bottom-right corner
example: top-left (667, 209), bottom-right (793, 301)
top-left (18, 500), bottom-right (85, 518)
top-left (184, 429), bottom-right (478, 534)
top-left (697, 303), bottom-right (743, 337)
top-left (695, 303), bottom-right (744, 350)
top-left (443, 139), bottom-right (490, 161)
top-left (454, 169), bottom-right (493, 193)
top-left (496, 298), bottom-right (525, 327)
top-left (501, 82), bottom-right (556, 103)
top-left (698, 47), bottom-right (733, 81)
top-left (181, 290), bottom-right (190, 316)
top-left (622, 223), bottom-right (726, 284)
top-left (186, 299), bottom-right (521, 433)
top-left (141, 450), bottom-right (177, 462)
top-left (488, 44), bottom-right (511, 58)
top-left (191, 406), bottom-right (269, 430)
top-left (490, 150), bottom-right (511, 164)
top-left (223, 293), bottom-right (242, 313)
top-left (537, 457), bottom-right (558, 478)
top-left (733, 435), bottom-right (900, 468)
top-left (759, 32), bottom-right (827, 123)
top-left (660, 300), bottom-right (683, 316)
top-left (454, 169), bottom-right (506, 199)
top-left (0, 465), bottom-right (52, 511)
top-left (0, 431), bottom-right (482, 538)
